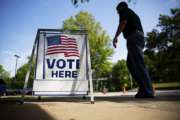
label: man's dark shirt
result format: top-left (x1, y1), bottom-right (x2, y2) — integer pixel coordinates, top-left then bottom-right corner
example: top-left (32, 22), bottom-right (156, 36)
top-left (120, 8), bottom-right (143, 39)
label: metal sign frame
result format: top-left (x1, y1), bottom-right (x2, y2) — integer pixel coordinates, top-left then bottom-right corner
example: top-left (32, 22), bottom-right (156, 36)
top-left (21, 29), bottom-right (94, 104)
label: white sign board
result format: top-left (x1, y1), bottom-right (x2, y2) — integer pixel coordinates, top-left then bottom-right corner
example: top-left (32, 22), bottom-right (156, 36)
top-left (33, 29), bottom-right (90, 95)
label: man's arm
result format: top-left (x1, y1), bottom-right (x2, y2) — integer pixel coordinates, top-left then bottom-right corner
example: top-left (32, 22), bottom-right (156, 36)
top-left (113, 20), bottom-right (127, 48)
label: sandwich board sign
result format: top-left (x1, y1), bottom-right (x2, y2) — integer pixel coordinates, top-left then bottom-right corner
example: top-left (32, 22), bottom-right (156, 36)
top-left (23, 29), bottom-right (94, 103)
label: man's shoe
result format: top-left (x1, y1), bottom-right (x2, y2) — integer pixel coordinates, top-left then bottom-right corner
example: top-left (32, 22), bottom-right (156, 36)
top-left (135, 92), bottom-right (143, 98)
top-left (135, 93), bottom-right (155, 98)
top-left (135, 90), bottom-right (145, 98)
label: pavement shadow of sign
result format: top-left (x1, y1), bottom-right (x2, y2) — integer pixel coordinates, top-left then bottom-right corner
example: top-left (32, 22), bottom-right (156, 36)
top-left (25, 29), bottom-right (94, 100)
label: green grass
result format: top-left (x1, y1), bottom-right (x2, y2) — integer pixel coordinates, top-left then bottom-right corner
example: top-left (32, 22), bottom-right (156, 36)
top-left (154, 82), bottom-right (180, 90)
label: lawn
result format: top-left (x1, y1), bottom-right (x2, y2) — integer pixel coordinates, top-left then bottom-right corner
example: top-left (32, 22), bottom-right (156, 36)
top-left (154, 82), bottom-right (180, 90)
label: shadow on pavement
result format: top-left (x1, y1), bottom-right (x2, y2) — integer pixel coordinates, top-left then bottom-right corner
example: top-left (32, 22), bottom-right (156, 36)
top-left (0, 94), bottom-right (180, 120)
top-left (0, 102), bottom-right (55, 120)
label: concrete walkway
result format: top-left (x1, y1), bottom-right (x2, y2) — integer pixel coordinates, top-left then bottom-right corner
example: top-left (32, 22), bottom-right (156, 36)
top-left (0, 90), bottom-right (180, 120)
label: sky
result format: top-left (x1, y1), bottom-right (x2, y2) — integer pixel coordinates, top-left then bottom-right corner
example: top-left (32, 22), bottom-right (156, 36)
top-left (0, 0), bottom-right (179, 76)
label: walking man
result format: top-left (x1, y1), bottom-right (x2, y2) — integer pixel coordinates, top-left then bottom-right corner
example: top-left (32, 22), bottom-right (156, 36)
top-left (113, 2), bottom-right (154, 98)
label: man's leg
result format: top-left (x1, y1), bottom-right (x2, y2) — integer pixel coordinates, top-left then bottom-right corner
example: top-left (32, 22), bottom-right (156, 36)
top-left (127, 54), bottom-right (145, 96)
top-left (127, 36), bottom-right (154, 97)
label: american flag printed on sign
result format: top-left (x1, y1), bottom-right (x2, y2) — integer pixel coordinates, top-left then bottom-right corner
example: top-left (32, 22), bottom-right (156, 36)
top-left (46, 35), bottom-right (79, 57)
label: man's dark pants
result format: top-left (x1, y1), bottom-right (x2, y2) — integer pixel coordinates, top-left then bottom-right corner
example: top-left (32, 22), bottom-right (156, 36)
top-left (126, 31), bottom-right (153, 95)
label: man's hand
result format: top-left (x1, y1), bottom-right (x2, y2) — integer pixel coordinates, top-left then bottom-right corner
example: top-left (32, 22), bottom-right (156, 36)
top-left (113, 20), bottom-right (126, 48)
top-left (113, 37), bottom-right (118, 48)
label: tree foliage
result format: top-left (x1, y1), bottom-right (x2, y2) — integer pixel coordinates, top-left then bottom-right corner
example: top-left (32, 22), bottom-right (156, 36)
top-left (71, 0), bottom-right (132, 6)
top-left (63, 11), bottom-right (114, 78)
top-left (71, 0), bottom-right (89, 6)
top-left (110, 60), bottom-right (131, 91)
top-left (14, 56), bottom-right (35, 88)
top-left (145, 8), bottom-right (180, 82)
top-left (0, 65), bottom-right (10, 80)
top-left (0, 65), bottom-right (11, 87)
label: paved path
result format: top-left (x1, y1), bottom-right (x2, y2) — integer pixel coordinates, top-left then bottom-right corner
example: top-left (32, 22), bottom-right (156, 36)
top-left (0, 90), bottom-right (180, 120)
